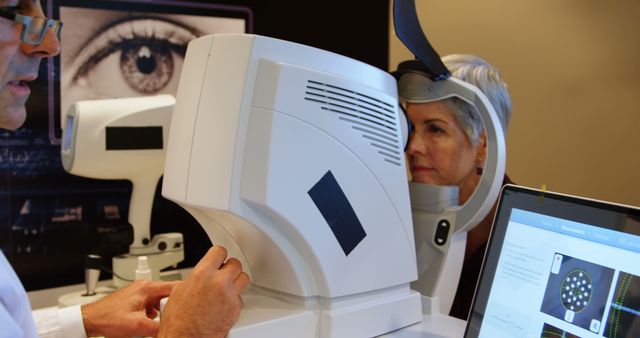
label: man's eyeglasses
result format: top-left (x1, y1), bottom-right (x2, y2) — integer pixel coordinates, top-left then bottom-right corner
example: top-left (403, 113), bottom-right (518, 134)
top-left (0, 9), bottom-right (62, 45)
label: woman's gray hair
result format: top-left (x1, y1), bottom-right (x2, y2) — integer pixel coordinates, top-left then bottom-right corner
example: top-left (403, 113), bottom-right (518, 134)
top-left (441, 54), bottom-right (512, 144)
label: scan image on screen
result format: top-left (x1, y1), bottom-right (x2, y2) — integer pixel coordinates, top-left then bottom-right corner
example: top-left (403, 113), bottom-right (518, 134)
top-left (540, 253), bottom-right (615, 333)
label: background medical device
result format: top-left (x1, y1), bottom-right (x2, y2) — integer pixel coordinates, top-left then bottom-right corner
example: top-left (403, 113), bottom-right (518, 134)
top-left (162, 33), bottom-right (422, 337)
top-left (60, 95), bottom-right (184, 287)
top-left (391, 0), bottom-right (506, 314)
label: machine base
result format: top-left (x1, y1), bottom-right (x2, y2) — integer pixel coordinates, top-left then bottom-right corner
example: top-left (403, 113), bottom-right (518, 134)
top-left (228, 286), bottom-right (422, 338)
top-left (381, 313), bottom-right (466, 338)
top-left (57, 285), bottom-right (116, 308)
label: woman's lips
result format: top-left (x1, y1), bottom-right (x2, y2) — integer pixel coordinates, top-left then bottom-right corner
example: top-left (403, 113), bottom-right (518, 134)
top-left (411, 165), bottom-right (433, 173)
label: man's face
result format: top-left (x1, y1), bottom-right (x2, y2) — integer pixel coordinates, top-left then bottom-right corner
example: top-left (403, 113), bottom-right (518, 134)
top-left (0, 0), bottom-right (60, 130)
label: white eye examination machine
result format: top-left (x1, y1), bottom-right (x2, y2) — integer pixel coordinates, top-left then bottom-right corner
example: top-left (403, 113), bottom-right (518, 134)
top-left (162, 33), bottom-right (422, 337)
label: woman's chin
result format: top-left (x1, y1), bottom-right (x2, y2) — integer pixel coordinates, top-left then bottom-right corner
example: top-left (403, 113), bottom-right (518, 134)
top-left (410, 173), bottom-right (443, 186)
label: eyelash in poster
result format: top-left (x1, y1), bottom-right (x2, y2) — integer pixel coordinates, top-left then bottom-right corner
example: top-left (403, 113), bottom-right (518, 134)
top-left (66, 16), bottom-right (199, 95)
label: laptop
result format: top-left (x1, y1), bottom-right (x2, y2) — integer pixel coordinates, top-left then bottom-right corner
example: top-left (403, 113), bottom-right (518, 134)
top-left (465, 184), bottom-right (640, 338)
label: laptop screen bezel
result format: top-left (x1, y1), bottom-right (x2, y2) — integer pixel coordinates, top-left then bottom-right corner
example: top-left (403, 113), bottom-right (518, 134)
top-left (464, 184), bottom-right (640, 337)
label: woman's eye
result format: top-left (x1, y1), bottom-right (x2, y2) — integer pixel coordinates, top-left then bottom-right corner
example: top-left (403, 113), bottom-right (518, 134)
top-left (60, 17), bottom-right (198, 115)
top-left (427, 123), bottom-right (445, 135)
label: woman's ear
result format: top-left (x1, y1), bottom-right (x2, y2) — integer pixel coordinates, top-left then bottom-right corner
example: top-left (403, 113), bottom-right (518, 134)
top-left (475, 131), bottom-right (487, 166)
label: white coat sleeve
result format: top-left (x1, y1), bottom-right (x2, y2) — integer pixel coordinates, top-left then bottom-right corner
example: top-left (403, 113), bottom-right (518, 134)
top-left (32, 305), bottom-right (87, 338)
top-left (0, 302), bottom-right (25, 338)
top-left (0, 251), bottom-right (37, 338)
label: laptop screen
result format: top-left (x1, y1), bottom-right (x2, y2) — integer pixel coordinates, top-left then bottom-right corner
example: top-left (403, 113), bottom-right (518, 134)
top-left (465, 185), bottom-right (640, 338)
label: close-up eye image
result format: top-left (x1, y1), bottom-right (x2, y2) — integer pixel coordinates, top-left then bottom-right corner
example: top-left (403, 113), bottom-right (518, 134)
top-left (58, 3), bottom-right (247, 128)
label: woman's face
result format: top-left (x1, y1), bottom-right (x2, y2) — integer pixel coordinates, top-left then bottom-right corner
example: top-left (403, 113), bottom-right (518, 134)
top-left (405, 101), bottom-right (485, 202)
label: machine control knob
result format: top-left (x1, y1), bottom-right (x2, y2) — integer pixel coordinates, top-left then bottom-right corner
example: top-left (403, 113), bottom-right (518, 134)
top-left (434, 219), bottom-right (450, 246)
top-left (158, 241), bottom-right (167, 251)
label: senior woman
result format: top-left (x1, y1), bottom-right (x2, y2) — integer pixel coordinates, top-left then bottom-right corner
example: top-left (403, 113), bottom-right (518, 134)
top-left (402, 54), bottom-right (513, 320)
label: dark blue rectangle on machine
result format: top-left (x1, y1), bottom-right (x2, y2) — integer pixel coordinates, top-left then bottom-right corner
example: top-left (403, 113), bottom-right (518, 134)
top-left (308, 170), bottom-right (366, 256)
top-left (106, 126), bottom-right (163, 150)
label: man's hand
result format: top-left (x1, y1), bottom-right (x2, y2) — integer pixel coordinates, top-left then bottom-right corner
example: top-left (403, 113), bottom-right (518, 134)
top-left (158, 246), bottom-right (250, 338)
top-left (81, 279), bottom-right (178, 338)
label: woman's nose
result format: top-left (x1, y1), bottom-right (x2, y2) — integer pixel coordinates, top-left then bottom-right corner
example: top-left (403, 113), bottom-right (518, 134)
top-left (406, 133), bottom-right (425, 155)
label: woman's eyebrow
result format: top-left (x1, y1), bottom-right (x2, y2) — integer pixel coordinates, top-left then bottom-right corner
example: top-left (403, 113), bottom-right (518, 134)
top-left (421, 117), bottom-right (447, 124)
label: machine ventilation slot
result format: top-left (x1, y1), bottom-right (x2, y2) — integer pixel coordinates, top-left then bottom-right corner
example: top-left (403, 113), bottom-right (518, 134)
top-left (304, 80), bottom-right (403, 166)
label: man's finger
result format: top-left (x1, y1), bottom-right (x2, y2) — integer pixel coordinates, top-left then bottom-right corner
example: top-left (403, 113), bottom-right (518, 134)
top-left (195, 246), bottom-right (229, 273)
top-left (142, 281), bottom-right (181, 303)
top-left (233, 271), bottom-right (250, 295)
top-left (220, 257), bottom-right (243, 275)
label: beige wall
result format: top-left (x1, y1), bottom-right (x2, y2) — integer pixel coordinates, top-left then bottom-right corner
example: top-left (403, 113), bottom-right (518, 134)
top-left (389, 0), bottom-right (640, 207)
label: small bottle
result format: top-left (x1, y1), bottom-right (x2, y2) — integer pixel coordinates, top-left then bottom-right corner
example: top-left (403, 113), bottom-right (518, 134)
top-left (134, 256), bottom-right (155, 336)
top-left (135, 256), bottom-right (152, 281)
